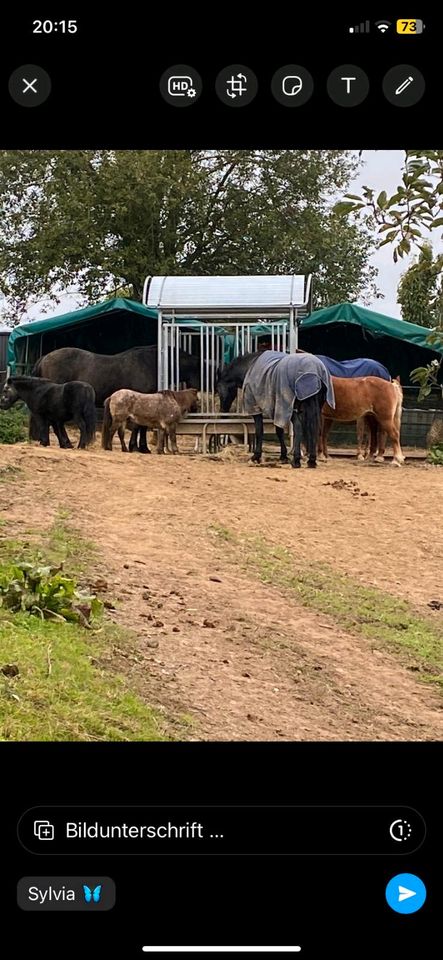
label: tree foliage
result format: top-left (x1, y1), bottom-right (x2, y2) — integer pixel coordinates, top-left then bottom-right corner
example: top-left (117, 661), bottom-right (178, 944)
top-left (0, 150), bottom-right (378, 323)
top-left (334, 150), bottom-right (443, 395)
top-left (397, 243), bottom-right (443, 327)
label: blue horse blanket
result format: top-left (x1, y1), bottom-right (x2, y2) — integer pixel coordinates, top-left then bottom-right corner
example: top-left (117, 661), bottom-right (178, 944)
top-left (243, 351), bottom-right (335, 429)
top-left (316, 355), bottom-right (391, 381)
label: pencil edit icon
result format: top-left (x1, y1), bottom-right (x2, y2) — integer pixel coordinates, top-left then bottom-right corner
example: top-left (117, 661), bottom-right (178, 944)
top-left (395, 76), bottom-right (414, 95)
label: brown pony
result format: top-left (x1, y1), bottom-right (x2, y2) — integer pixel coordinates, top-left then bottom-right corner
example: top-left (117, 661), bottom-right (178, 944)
top-left (321, 376), bottom-right (404, 465)
top-left (102, 388), bottom-right (198, 453)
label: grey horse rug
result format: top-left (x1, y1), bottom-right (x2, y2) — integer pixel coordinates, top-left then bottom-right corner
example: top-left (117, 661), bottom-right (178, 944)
top-left (242, 351), bottom-right (335, 429)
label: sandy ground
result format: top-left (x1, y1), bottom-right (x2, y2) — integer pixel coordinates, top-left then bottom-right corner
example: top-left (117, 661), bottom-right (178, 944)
top-left (1, 436), bottom-right (443, 741)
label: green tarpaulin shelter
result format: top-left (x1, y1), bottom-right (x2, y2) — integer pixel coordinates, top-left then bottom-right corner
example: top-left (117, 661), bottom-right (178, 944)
top-left (298, 303), bottom-right (443, 385)
top-left (7, 296), bottom-right (443, 387)
top-left (7, 298), bottom-right (159, 373)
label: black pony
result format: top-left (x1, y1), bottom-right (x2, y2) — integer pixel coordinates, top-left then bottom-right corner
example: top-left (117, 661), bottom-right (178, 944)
top-left (31, 344), bottom-right (200, 454)
top-left (0, 376), bottom-right (96, 449)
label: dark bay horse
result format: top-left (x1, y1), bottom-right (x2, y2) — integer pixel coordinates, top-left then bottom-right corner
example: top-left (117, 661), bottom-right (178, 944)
top-left (31, 344), bottom-right (200, 453)
top-left (242, 351), bottom-right (335, 468)
top-left (102, 388), bottom-right (198, 453)
top-left (0, 377), bottom-right (96, 449)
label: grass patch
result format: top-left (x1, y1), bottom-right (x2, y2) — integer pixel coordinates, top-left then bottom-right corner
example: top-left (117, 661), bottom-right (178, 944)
top-left (210, 526), bottom-right (443, 691)
top-left (0, 516), bottom-right (169, 742)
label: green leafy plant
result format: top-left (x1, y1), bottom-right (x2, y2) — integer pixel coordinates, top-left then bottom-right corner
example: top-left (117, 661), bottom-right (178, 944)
top-left (0, 403), bottom-right (28, 443)
top-left (410, 358), bottom-right (442, 400)
top-left (428, 443), bottom-right (443, 465)
top-left (0, 561), bottom-right (103, 626)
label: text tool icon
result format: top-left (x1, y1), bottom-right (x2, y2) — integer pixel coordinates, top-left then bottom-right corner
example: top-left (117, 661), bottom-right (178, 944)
top-left (327, 65), bottom-right (369, 107)
top-left (385, 874), bottom-right (427, 914)
top-left (33, 820), bottom-right (55, 840)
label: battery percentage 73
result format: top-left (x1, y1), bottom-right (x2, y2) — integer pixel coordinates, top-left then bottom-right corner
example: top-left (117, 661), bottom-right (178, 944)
top-left (396, 19), bottom-right (425, 34)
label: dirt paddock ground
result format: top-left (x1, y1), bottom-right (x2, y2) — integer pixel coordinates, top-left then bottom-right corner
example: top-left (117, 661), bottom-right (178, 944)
top-left (1, 436), bottom-right (442, 741)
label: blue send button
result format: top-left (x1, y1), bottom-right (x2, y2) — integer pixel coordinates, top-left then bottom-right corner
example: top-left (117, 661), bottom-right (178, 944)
top-left (385, 873), bottom-right (427, 914)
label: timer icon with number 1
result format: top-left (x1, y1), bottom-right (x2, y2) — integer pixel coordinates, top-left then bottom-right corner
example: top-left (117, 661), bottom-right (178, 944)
top-left (389, 819), bottom-right (412, 841)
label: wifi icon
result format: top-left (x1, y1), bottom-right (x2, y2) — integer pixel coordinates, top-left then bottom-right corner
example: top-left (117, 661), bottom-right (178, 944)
top-left (376, 20), bottom-right (392, 33)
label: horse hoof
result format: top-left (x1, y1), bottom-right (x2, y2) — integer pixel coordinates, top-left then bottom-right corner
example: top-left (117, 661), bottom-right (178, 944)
top-left (357, 454), bottom-right (365, 461)
top-left (280, 457), bottom-right (289, 464)
top-left (292, 461), bottom-right (302, 469)
top-left (138, 448), bottom-right (151, 454)
top-left (307, 460), bottom-right (317, 468)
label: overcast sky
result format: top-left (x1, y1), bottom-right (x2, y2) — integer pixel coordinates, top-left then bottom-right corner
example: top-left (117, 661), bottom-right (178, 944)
top-left (2, 151), bottom-right (441, 326)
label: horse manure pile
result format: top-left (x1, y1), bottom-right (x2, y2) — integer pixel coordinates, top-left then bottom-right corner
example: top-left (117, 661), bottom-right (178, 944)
top-left (323, 479), bottom-right (375, 500)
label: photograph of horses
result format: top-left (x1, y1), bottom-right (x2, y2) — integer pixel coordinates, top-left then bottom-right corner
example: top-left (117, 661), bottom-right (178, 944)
top-left (0, 148), bottom-right (442, 743)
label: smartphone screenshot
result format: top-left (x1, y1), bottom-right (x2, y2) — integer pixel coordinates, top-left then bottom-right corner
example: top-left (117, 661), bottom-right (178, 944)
top-left (1, 12), bottom-right (441, 959)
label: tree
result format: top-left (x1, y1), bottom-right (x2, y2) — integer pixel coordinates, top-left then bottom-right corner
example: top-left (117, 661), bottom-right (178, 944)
top-left (334, 150), bottom-right (443, 394)
top-left (397, 243), bottom-right (443, 327)
top-left (0, 150), bottom-right (378, 324)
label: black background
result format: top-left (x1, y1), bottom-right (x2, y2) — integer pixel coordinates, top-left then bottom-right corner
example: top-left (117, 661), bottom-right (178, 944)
top-left (1, 9), bottom-right (442, 959)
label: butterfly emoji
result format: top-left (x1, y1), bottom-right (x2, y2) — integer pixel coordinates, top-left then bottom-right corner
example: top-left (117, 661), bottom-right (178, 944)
top-left (83, 884), bottom-right (102, 904)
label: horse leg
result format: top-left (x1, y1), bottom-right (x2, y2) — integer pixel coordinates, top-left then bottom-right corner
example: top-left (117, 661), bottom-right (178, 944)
top-left (321, 417), bottom-right (333, 461)
top-left (301, 390), bottom-right (324, 468)
top-left (157, 428), bottom-right (165, 454)
top-left (128, 427), bottom-right (139, 452)
top-left (291, 407), bottom-right (303, 468)
top-left (375, 428), bottom-right (387, 462)
top-left (51, 421), bottom-right (67, 448)
top-left (378, 418), bottom-right (404, 466)
top-left (356, 416), bottom-right (367, 460)
top-left (76, 417), bottom-right (88, 449)
top-left (36, 417), bottom-right (50, 447)
top-left (138, 427), bottom-right (151, 454)
top-left (117, 425), bottom-right (128, 452)
top-left (251, 414), bottom-right (264, 463)
top-left (275, 426), bottom-right (288, 463)
top-left (168, 423), bottom-right (179, 454)
top-left (51, 422), bottom-right (72, 448)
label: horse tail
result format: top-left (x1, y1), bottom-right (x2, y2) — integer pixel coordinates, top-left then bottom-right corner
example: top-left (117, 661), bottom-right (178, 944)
top-left (83, 392), bottom-right (97, 447)
top-left (301, 385), bottom-right (326, 458)
top-left (101, 398), bottom-right (114, 450)
top-left (392, 378), bottom-right (403, 430)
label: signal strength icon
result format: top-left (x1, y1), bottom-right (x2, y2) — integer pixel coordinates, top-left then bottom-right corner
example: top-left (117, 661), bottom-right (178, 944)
top-left (375, 20), bottom-right (392, 33)
top-left (348, 20), bottom-right (370, 34)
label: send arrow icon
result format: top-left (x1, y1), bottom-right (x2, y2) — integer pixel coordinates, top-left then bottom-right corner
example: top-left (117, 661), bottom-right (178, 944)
top-left (386, 874), bottom-right (427, 914)
top-left (398, 885), bottom-right (416, 902)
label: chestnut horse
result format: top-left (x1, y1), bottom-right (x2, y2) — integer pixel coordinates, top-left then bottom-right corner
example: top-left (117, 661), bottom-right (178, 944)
top-left (321, 376), bottom-right (404, 465)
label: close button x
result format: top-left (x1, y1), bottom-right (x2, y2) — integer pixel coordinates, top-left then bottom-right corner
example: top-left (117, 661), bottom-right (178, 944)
top-left (9, 64), bottom-right (51, 107)
top-left (22, 77), bottom-right (38, 95)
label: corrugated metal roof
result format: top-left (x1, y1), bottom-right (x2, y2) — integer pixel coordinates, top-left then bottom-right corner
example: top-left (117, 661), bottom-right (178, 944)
top-left (143, 275), bottom-right (311, 316)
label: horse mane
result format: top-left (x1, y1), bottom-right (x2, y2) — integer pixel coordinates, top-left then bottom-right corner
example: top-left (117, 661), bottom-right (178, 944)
top-left (217, 351), bottom-right (259, 381)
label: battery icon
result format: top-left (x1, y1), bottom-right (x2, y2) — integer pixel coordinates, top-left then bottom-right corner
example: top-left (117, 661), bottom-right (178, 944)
top-left (396, 19), bottom-right (424, 34)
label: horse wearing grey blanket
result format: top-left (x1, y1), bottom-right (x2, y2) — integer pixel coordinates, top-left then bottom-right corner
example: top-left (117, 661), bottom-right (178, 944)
top-left (242, 351), bottom-right (335, 468)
